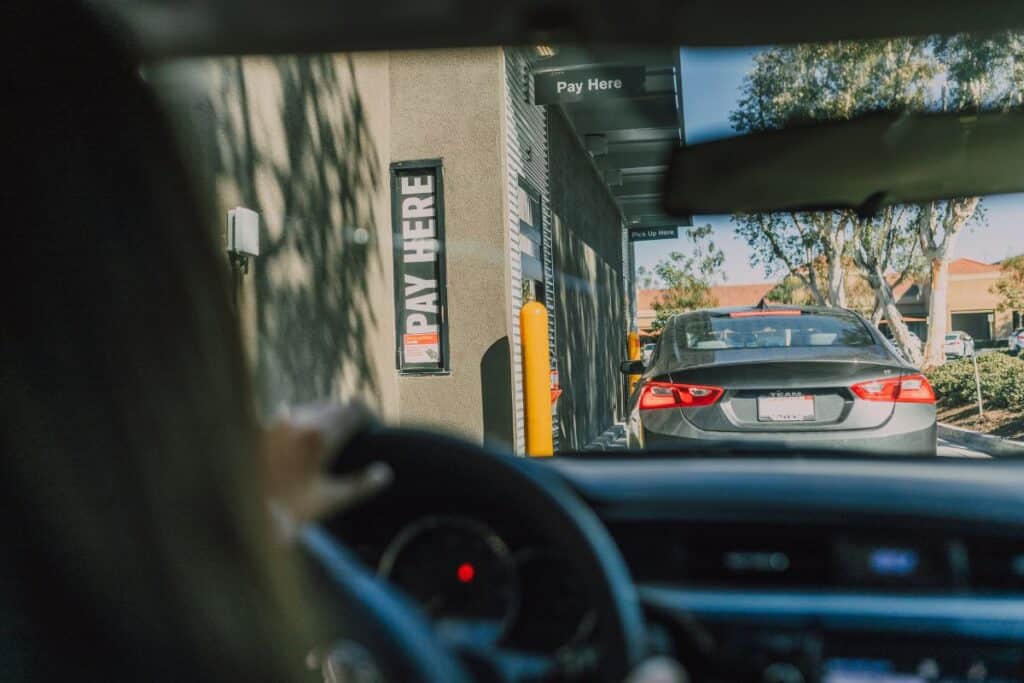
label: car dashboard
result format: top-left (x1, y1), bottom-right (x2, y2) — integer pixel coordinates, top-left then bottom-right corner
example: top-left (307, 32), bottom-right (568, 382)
top-left (553, 457), bottom-right (1024, 683)
top-left (329, 456), bottom-right (1024, 683)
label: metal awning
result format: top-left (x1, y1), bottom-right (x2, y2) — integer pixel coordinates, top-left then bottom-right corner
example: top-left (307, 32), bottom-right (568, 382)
top-left (530, 47), bottom-right (688, 229)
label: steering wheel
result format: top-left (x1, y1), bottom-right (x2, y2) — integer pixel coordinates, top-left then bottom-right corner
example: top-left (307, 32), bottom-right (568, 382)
top-left (297, 426), bottom-right (649, 683)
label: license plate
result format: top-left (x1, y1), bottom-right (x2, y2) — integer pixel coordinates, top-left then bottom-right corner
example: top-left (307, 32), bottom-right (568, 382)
top-left (757, 395), bottom-right (815, 422)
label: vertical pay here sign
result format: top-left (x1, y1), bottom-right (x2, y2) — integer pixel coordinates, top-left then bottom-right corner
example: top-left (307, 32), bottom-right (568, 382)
top-left (391, 160), bottom-right (450, 374)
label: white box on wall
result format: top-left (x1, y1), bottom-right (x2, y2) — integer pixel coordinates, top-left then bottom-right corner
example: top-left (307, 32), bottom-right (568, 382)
top-left (227, 207), bottom-right (260, 257)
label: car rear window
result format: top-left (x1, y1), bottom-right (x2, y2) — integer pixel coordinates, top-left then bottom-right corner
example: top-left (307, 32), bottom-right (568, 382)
top-left (669, 311), bottom-right (875, 350)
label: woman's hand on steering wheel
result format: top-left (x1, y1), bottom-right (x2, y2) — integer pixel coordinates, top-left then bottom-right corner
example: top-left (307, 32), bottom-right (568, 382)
top-left (263, 401), bottom-right (391, 538)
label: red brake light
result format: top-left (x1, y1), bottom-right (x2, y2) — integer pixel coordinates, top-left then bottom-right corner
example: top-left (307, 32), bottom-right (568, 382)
top-left (729, 310), bottom-right (803, 318)
top-left (639, 381), bottom-right (724, 410)
top-left (851, 374), bottom-right (936, 404)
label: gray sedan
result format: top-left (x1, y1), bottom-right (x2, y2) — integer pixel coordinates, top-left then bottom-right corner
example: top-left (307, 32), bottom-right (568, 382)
top-left (622, 306), bottom-right (937, 456)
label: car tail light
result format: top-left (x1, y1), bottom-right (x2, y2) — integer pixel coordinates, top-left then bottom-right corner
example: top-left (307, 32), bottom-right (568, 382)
top-left (850, 374), bottom-right (936, 404)
top-left (639, 381), bottom-right (724, 410)
top-left (729, 310), bottom-right (802, 318)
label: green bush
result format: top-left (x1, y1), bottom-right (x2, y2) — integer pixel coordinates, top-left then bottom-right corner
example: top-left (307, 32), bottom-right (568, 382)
top-left (926, 352), bottom-right (1024, 409)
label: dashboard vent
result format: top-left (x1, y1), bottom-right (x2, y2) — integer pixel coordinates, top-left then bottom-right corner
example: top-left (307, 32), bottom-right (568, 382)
top-left (608, 521), bottom-right (833, 587)
top-left (965, 538), bottom-right (1024, 591)
top-left (675, 524), bottom-right (832, 588)
top-left (607, 521), bottom-right (965, 590)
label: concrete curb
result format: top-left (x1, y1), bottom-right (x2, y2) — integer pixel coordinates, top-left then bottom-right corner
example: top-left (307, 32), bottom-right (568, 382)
top-left (937, 422), bottom-right (1024, 457)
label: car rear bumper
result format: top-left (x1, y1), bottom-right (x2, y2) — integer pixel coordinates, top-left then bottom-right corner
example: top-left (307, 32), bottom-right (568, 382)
top-left (637, 404), bottom-right (937, 456)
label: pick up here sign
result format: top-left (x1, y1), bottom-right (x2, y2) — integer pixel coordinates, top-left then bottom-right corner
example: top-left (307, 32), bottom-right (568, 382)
top-left (391, 160), bottom-right (450, 374)
top-left (533, 66), bottom-right (645, 105)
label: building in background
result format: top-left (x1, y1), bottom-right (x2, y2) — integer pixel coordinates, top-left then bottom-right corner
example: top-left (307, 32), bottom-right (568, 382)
top-left (637, 283), bottom-right (775, 336)
top-left (636, 257), bottom-right (1020, 345)
top-left (893, 258), bottom-right (1014, 342)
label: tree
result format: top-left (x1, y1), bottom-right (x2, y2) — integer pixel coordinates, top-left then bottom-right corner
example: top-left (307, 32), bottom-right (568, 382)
top-left (992, 255), bottom-right (1024, 314)
top-left (913, 33), bottom-right (1023, 366)
top-left (637, 225), bottom-right (725, 331)
top-left (731, 35), bottom-right (1024, 367)
top-left (850, 205), bottom-right (927, 365)
top-left (914, 199), bottom-right (984, 366)
top-left (732, 212), bottom-right (848, 307)
top-left (765, 274), bottom-right (812, 305)
top-left (730, 39), bottom-right (936, 309)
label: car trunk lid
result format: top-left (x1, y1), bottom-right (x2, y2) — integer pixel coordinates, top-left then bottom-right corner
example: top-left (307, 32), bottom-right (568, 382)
top-left (661, 347), bottom-right (907, 433)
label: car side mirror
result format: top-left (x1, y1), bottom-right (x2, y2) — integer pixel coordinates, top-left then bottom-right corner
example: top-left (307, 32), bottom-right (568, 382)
top-left (620, 359), bottom-right (645, 375)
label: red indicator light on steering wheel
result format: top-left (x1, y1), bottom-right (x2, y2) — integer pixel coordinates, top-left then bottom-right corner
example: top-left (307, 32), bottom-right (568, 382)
top-left (456, 562), bottom-right (475, 583)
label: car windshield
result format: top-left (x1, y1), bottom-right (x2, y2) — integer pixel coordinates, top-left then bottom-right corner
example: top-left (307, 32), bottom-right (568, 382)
top-left (145, 34), bottom-right (1024, 457)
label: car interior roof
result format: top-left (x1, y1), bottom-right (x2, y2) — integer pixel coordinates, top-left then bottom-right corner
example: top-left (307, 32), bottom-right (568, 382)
top-left (90, 0), bottom-right (1024, 59)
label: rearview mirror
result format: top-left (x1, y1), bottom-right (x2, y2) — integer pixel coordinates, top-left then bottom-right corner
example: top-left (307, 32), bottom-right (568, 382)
top-left (620, 359), bottom-right (644, 375)
top-left (664, 109), bottom-right (1024, 216)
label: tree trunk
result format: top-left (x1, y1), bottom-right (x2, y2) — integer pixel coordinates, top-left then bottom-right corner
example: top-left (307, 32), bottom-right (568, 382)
top-left (922, 257), bottom-right (951, 369)
top-left (828, 258), bottom-right (846, 307)
top-left (807, 284), bottom-right (828, 307)
top-left (870, 297), bottom-right (884, 326)
top-left (865, 262), bottom-right (922, 367)
top-left (798, 269), bottom-right (828, 307)
top-left (879, 285), bottom-right (923, 367)
top-left (916, 197), bottom-right (978, 367)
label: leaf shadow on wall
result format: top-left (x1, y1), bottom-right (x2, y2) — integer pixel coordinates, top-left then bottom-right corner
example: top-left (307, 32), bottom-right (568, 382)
top-left (553, 217), bottom-right (627, 450)
top-left (212, 55), bottom-right (382, 414)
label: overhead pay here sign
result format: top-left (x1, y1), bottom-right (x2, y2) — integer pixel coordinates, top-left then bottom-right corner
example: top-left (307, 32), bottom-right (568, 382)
top-left (533, 66), bottom-right (645, 105)
top-left (391, 160), bottom-right (450, 374)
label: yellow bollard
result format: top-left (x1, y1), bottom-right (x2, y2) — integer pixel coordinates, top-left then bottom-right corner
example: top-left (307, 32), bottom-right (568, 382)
top-left (627, 331), bottom-right (641, 394)
top-left (521, 302), bottom-right (554, 457)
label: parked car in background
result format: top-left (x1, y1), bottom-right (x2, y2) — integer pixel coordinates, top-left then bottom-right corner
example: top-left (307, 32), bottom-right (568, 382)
top-left (623, 306), bottom-right (937, 455)
top-left (641, 342), bottom-right (656, 364)
top-left (943, 331), bottom-right (975, 358)
top-left (1010, 328), bottom-right (1024, 354)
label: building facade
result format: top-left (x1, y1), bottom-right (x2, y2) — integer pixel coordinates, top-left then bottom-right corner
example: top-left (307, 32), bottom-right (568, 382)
top-left (892, 258), bottom-right (1016, 342)
top-left (636, 258), bottom-right (1019, 344)
top-left (637, 283), bottom-right (776, 335)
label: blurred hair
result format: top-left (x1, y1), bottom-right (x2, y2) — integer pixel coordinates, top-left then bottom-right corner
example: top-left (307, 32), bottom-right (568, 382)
top-left (0, 3), bottom-right (312, 681)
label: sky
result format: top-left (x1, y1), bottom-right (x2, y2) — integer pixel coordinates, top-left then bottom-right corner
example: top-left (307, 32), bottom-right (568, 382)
top-left (633, 47), bottom-right (1024, 287)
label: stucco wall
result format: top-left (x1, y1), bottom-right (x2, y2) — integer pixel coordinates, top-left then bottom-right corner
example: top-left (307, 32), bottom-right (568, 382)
top-left (388, 48), bottom-right (511, 442)
top-left (894, 270), bottom-right (1014, 341)
top-left (154, 48), bottom-right (514, 442)
top-left (151, 53), bottom-right (400, 419)
top-left (947, 274), bottom-right (1001, 312)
